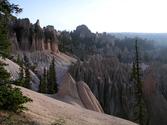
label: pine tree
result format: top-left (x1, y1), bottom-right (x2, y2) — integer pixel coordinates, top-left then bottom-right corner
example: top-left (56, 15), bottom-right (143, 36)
top-left (16, 55), bottom-right (22, 65)
top-left (0, 61), bottom-right (10, 85)
top-left (24, 66), bottom-right (31, 89)
top-left (21, 55), bottom-right (31, 89)
top-left (23, 55), bottom-right (30, 67)
top-left (0, 0), bottom-right (32, 112)
top-left (0, 14), bottom-right (10, 58)
top-left (131, 61), bottom-right (136, 80)
top-left (0, 0), bottom-right (12, 85)
top-left (15, 60), bottom-right (25, 86)
top-left (132, 39), bottom-right (149, 125)
top-left (47, 57), bottom-right (58, 94)
top-left (39, 68), bottom-right (47, 93)
top-left (19, 63), bottom-right (24, 81)
top-left (15, 56), bottom-right (32, 88)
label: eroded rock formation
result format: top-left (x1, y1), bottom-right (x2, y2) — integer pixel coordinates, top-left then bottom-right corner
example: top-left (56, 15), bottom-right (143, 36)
top-left (143, 68), bottom-right (167, 125)
top-left (9, 18), bottom-right (59, 53)
top-left (57, 73), bottom-right (103, 113)
top-left (77, 81), bottom-right (104, 112)
top-left (70, 55), bottom-right (136, 119)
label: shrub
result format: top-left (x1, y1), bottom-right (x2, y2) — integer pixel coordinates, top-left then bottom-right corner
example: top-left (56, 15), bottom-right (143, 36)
top-left (0, 84), bottom-right (32, 112)
top-left (52, 118), bottom-right (65, 125)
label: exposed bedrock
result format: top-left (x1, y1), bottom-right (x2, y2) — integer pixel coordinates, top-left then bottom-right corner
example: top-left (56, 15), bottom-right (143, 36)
top-left (9, 18), bottom-right (59, 53)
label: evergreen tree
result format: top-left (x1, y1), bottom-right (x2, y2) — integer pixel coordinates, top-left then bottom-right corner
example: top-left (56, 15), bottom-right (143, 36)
top-left (16, 55), bottom-right (22, 65)
top-left (0, 0), bottom-right (22, 58)
top-left (131, 61), bottom-right (137, 80)
top-left (19, 63), bottom-right (24, 81)
top-left (0, 0), bottom-right (14, 84)
top-left (15, 60), bottom-right (25, 86)
top-left (23, 55), bottom-right (30, 67)
top-left (20, 55), bottom-right (31, 89)
top-left (0, 13), bottom-right (10, 58)
top-left (39, 68), bottom-right (47, 93)
top-left (47, 57), bottom-right (58, 94)
top-left (0, 0), bottom-right (16, 85)
top-left (0, 61), bottom-right (10, 85)
top-left (24, 66), bottom-right (31, 89)
top-left (132, 39), bottom-right (149, 125)
top-left (15, 57), bottom-right (31, 89)
top-left (0, 0), bottom-right (32, 112)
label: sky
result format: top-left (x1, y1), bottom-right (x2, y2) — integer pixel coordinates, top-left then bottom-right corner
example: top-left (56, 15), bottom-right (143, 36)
top-left (10, 0), bottom-right (167, 33)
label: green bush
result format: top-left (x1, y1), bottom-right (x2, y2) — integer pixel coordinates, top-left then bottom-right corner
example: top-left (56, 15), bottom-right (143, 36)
top-left (0, 84), bottom-right (32, 112)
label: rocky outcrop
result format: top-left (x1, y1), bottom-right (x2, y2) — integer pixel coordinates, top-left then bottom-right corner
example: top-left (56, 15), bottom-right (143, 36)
top-left (8, 18), bottom-right (77, 86)
top-left (57, 73), bottom-right (103, 113)
top-left (10, 18), bottom-right (59, 53)
top-left (74, 25), bottom-right (93, 39)
top-left (57, 73), bottom-right (84, 107)
top-left (70, 55), bottom-right (136, 119)
top-left (58, 24), bottom-right (156, 63)
top-left (76, 81), bottom-right (104, 112)
top-left (12, 18), bottom-right (32, 50)
top-left (70, 56), bottom-right (167, 125)
top-left (43, 25), bottom-right (59, 53)
top-left (58, 73), bottom-right (80, 98)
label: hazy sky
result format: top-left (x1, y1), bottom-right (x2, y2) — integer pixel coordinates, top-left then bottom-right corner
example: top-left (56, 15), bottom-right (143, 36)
top-left (10, 0), bottom-right (167, 33)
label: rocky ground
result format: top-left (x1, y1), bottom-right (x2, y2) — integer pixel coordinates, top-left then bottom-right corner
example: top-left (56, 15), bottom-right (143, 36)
top-left (20, 86), bottom-right (137, 125)
top-left (0, 111), bottom-right (38, 125)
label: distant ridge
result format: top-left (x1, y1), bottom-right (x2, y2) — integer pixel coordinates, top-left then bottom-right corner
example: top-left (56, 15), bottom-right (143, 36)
top-left (111, 32), bottom-right (167, 44)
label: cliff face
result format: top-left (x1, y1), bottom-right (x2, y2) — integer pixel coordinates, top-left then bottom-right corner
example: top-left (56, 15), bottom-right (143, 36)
top-left (70, 55), bottom-right (167, 125)
top-left (9, 18), bottom-right (59, 53)
top-left (8, 18), bottom-right (77, 85)
top-left (70, 55), bottom-right (136, 119)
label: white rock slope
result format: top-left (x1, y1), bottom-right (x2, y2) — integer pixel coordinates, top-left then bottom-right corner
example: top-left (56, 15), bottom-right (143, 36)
top-left (19, 86), bottom-right (137, 125)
